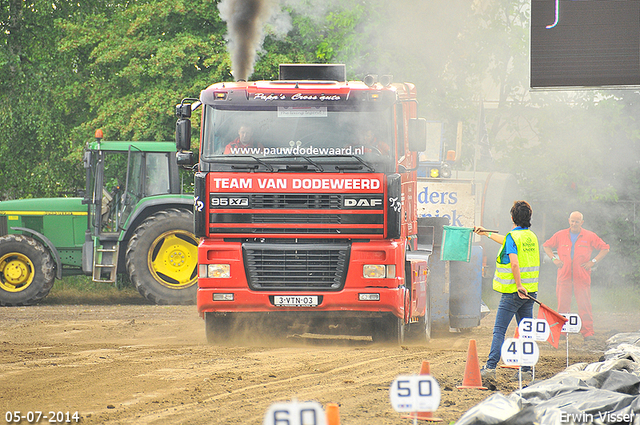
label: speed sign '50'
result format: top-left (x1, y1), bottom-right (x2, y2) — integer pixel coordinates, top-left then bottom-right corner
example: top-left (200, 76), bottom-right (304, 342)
top-left (389, 375), bottom-right (441, 413)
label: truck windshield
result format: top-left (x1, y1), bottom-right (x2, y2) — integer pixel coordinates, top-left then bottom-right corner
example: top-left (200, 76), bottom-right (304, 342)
top-left (200, 107), bottom-right (393, 163)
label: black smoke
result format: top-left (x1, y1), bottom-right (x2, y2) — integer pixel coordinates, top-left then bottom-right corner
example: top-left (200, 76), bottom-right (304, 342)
top-left (218, 0), bottom-right (280, 81)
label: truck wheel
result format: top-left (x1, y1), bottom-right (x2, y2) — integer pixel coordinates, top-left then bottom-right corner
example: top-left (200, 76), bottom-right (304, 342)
top-left (205, 312), bottom-right (233, 343)
top-left (408, 303), bottom-right (432, 343)
top-left (0, 234), bottom-right (55, 306)
top-left (371, 315), bottom-right (405, 344)
top-left (126, 209), bottom-right (198, 305)
top-left (407, 285), bottom-right (432, 343)
top-left (423, 287), bottom-right (432, 342)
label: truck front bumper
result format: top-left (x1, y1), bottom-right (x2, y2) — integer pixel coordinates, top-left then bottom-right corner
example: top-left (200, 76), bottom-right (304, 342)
top-left (197, 238), bottom-right (409, 320)
top-left (197, 286), bottom-right (406, 319)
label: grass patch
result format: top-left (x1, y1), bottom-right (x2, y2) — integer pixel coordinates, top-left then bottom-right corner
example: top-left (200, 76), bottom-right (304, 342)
top-left (42, 275), bottom-right (148, 305)
top-left (591, 284), bottom-right (640, 313)
top-left (482, 274), bottom-right (640, 313)
top-left (45, 270), bottom-right (640, 310)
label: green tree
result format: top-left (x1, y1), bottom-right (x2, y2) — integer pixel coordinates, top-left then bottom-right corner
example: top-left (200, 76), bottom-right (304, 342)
top-left (58, 0), bottom-right (230, 146)
top-left (0, 0), bottom-right (98, 199)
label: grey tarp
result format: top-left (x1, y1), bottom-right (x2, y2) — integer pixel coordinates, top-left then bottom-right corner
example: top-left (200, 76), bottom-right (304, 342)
top-left (455, 332), bottom-right (640, 425)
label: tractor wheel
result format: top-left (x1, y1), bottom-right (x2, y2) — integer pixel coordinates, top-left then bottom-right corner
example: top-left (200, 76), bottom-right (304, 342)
top-left (0, 234), bottom-right (55, 306)
top-left (125, 209), bottom-right (198, 305)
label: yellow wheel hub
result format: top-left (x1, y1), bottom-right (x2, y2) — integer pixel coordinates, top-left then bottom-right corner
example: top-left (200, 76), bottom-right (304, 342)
top-left (148, 230), bottom-right (198, 289)
top-left (0, 253), bottom-right (34, 292)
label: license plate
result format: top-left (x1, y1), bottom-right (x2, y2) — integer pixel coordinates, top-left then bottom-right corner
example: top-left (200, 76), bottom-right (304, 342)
top-left (273, 295), bottom-right (319, 307)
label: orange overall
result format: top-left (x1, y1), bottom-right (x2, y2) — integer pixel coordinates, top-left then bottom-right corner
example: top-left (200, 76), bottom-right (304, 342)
top-left (543, 229), bottom-right (609, 337)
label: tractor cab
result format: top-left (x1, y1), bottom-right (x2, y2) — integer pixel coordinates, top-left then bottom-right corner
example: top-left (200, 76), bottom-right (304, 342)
top-left (82, 131), bottom-right (188, 284)
top-left (84, 134), bottom-right (179, 235)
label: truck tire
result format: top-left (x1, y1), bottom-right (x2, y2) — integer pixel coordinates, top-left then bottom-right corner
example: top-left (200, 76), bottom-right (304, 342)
top-left (0, 234), bottom-right (55, 306)
top-left (406, 285), bottom-right (432, 343)
top-left (205, 312), bottom-right (233, 344)
top-left (422, 286), bottom-right (432, 342)
top-left (371, 315), bottom-right (405, 344)
top-left (125, 209), bottom-right (198, 305)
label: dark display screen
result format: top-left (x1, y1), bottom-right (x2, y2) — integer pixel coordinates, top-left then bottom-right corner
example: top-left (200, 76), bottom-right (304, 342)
top-left (531, 0), bottom-right (640, 88)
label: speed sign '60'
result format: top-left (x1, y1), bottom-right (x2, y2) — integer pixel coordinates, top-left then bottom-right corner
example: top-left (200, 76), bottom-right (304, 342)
top-left (262, 400), bottom-right (326, 425)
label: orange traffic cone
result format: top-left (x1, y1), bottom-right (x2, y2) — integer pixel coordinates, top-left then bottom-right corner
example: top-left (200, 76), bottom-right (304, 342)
top-left (401, 360), bottom-right (443, 422)
top-left (326, 403), bottom-right (340, 425)
top-left (457, 339), bottom-right (488, 389)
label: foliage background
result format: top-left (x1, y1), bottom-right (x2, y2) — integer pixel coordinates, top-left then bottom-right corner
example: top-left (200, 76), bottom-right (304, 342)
top-left (2, 0), bottom-right (640, 289)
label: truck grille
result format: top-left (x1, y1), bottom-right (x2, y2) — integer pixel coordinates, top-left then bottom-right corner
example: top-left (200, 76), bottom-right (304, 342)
top-left (253, 213), bottom-right (342, 224)
top-left (243, 242), bottom-right (350, 291)
top-left (209, 193), bottom-right (384, 236)
top-left (252, 194), bottom-right (342, 209)
top-left (212, 213), bottom-right (382, 225)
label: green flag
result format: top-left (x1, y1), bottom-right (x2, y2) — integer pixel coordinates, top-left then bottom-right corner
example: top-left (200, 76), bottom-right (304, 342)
top-left (441, 226), bottom-right (474, 262)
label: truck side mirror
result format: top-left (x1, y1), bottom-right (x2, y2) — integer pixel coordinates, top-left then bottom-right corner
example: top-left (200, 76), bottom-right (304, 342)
top-left (176, 103), bottom-right (192, 119)
top-left (176, 151), bottom-right (195, 167)
top-left (408, 118), bottom-right (427, 152)
top-left (176, 119), bottom-right (191, 151)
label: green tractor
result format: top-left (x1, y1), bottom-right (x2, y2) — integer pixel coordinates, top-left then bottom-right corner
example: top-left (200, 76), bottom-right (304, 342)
top-left (0, 131), bottom-right (198, 306)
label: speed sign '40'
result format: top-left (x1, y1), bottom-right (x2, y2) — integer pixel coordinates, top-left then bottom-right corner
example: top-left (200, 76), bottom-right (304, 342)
top-left (501, 338), bottom-right (540, 367)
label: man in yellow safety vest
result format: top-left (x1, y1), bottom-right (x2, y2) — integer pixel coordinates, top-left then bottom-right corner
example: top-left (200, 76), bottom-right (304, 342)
top-left (474, 200), bottom-right (540, 383)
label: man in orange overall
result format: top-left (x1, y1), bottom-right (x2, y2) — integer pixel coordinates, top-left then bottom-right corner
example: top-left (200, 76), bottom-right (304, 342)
top-left (542, 211), bottom-right (609, 340)
top-left (223, 125), bottom-right (263, 155)
top-left (359, 128), bottom-right (390, 156)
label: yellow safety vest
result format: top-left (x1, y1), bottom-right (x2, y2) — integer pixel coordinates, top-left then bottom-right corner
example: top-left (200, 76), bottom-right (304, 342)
top-left (493, 229), bottom-right (540, 293)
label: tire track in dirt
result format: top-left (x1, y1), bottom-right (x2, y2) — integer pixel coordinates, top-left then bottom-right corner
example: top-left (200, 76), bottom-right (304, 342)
top-left (1, 305), bottom-right (629, 424)
top-left (100, 347), bottom-right (463, 424)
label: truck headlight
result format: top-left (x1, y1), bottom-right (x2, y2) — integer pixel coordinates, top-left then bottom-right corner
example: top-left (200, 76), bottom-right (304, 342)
top-left (199, 264), bottom-right (231, 278)
top-left (363, 264), bottom-right (395, 279)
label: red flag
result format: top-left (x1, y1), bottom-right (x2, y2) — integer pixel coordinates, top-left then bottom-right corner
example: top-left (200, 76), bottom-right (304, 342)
top-left (537, 303), bottom-right (568, 348)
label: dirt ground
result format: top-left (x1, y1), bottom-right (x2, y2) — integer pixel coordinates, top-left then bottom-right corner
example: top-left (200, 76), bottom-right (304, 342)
top-left (0, 302), bottom-right (637, 425)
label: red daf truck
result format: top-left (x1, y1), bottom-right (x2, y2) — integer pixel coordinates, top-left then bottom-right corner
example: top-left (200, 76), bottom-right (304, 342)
top-left (175, 64), bottom-right (435, 343)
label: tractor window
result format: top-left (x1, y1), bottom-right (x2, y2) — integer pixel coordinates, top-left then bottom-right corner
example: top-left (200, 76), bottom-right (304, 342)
top-left (119, 152), bottom-right (170, 227)
top-left (100, 152), bottom-right (129, 231)
top-left (103, 152), bottom-right (127, 196)
top-left (145, 153), bottom-right (171, 196)
top-left (118, 152), bottom-right (144, 229)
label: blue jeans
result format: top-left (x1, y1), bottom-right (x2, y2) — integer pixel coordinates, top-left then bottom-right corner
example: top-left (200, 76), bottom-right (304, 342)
top-left (486, 291), bottom-right (537, 371)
